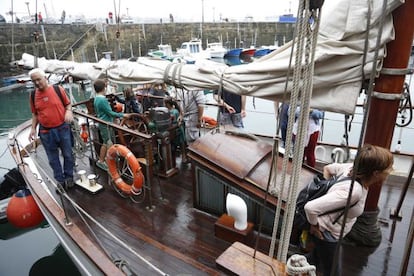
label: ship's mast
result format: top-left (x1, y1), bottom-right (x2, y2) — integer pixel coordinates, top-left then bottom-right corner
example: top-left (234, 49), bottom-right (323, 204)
top-left (349, 1), bottom-right (414, 246)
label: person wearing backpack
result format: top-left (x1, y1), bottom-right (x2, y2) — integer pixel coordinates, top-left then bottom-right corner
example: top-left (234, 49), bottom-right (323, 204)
top-left (304, 144), bottom-right (393, 276)
top-left (28, 68), bottom-right (75, 190)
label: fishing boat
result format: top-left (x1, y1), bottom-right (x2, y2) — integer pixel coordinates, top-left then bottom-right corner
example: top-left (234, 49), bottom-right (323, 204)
top-left (206, 42), bottom-right (227, 58)
top-left (254, 45), bottom-right (278, 58)
top-left (240, 47), bottom-right (256, 58)
top-left (224, 48), bottom-right (243, 58)
top-left (147, 44), bottom-right (174, 59)
top-left (176, 39), bottom-right (211, 61)
top-left (7, 0), bottom-right (414, 275)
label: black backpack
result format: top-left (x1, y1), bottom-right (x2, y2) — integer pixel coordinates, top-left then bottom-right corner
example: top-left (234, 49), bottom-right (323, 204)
top-left (293, 174), bottom-right (357, 231)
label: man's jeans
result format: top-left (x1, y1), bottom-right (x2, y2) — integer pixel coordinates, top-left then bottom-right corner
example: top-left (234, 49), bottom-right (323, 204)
top-left (39, 122), bottom-right (74, 183)
top-left (220, 112), bottom-right (244, 128)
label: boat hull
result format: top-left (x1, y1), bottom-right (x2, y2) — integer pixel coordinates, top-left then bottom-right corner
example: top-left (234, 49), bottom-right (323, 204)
top-left (224, 48), bottom-right (242, 58)
top-left (240, 48), bottom-right (256, 58)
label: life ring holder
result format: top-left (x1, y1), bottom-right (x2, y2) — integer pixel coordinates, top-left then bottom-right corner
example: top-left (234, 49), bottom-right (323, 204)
top-left (107, 144), bottom-right (145, 200)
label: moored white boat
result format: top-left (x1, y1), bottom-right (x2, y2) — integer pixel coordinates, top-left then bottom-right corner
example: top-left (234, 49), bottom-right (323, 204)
top-left (176, 39), bottom-right (211, 60)
top-left (206, 42), bottom-right (227, 58)
top-left (147, 44), bottom-right (174, 59)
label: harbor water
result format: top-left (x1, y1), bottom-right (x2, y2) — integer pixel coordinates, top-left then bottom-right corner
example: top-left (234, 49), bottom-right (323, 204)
top-left (0, 133), bottom-right (81, 275)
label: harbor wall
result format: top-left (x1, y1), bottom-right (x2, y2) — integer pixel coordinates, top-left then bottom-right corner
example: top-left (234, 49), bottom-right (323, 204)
top-left (0, 22), bottom-right (295, 75)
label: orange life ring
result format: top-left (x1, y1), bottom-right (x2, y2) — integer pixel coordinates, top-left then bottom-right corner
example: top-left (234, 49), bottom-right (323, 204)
top-left (107, 144), bottom-right (144, 195)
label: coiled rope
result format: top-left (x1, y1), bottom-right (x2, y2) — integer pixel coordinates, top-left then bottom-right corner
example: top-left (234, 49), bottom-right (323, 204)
top-left (286, 254), bottom-right (317, 276)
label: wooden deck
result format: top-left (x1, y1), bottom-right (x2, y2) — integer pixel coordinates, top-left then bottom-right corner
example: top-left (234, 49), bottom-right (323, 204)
top-left (342, 178), bottom-right (414, 275)
top-left (30, 149), bottom-right (414, 275)
top-left (14, 118), bottom-right (414, 275)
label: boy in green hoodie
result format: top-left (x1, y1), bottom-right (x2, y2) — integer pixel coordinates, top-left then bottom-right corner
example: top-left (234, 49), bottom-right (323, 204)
top-left (93, 79), bottom-right (131, 170)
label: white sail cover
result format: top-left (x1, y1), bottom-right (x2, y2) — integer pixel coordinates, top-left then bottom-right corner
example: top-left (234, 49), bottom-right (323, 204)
top-left (18, 0), bottom-right (403, 114)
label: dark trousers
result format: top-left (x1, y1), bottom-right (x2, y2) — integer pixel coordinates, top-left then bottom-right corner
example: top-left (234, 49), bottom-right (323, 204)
top-left (220, 112), bottom-right (244, 128)
top-left (307, 235), bottom-right (341, 276)
top-left (39, 123), bottom-right (74, 183)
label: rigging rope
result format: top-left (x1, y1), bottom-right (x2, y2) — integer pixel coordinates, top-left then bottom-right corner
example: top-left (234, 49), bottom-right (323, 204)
top-left (259, 0), bottom-right (324, 263)
top-left (264, 0), bottom-right (303, 257)
top-left (282, 5), bottom-right (322, 262)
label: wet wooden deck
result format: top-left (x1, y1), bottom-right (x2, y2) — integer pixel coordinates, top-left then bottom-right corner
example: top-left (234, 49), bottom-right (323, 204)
top-left (342, 178), bottom-right (414, 275)
top-left (29, 140), bottom-right (414, 275)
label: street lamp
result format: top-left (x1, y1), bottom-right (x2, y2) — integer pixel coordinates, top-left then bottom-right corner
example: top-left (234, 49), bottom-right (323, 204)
top-left (201, 0), bottom-right (204, 24)
top-left (201, 0), bottom-right (204, 47)
top-left (10, 0), bottom-right (15, 62)
top-left (25, 2), bottom-right (30, 16)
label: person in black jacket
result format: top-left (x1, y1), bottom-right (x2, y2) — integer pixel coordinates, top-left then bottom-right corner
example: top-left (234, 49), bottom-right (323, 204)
top-left (115, 87), bottom-right (143, 114)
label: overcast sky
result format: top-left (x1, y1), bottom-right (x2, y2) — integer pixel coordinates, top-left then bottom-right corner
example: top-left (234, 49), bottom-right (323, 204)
top-left (1, 0), bottom-right (298, 21)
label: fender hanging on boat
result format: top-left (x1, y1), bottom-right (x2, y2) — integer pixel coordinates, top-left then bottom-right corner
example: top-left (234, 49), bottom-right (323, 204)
top-left (6, 188), bottom-right (44, 228)
top-left (107, 144), bottom-right (144, 196)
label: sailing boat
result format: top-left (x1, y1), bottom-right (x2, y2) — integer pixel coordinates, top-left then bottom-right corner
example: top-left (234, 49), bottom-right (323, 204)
top-left (7, 0), bottom-right (414, 274)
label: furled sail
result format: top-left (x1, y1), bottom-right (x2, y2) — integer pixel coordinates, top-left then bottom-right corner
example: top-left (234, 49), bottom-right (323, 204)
top-left (18, 0), bottom-right (402, 114)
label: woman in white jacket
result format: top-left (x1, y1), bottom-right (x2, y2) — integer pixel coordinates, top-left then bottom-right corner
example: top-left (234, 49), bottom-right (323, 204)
top-left (304, 144), bottom-right (393, 276)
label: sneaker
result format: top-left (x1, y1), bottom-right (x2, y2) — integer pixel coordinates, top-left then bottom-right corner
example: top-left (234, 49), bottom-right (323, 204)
top-left (96, 160), bottom-right (108, 171)
top-left (65, 178), bottom-right (75, 189)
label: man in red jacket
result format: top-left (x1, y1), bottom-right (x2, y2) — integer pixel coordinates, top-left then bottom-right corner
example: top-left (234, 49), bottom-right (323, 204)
top-left (29, 68), bottom-right (74, 189)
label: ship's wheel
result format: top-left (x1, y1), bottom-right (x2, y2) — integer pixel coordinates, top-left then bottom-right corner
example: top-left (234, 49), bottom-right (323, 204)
top-left (118, 113), bottom-right (149, 146)
top-left (117, 113), bottom-right (150, 159)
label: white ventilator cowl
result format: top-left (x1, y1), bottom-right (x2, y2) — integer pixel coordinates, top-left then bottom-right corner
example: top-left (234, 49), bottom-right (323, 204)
top-left (226, 193), bottom-right (248, 231)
